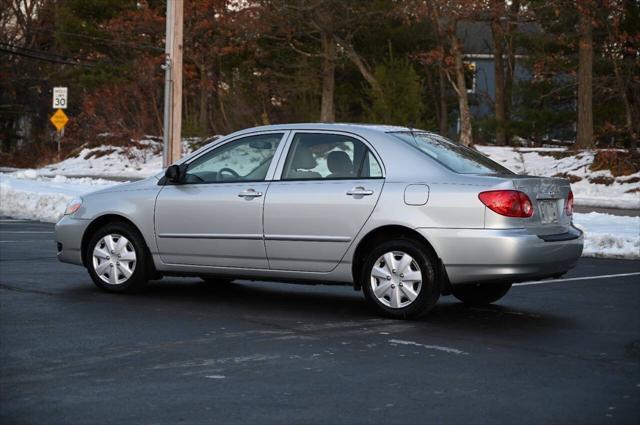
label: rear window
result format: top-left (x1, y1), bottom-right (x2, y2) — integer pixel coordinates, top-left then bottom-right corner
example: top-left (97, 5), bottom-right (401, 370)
top-left (390, 132), bottom-right (514, 175)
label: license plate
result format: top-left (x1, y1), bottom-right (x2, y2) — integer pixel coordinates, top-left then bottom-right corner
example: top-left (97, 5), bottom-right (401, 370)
top-left (539, 200), bottom-right (559, 224)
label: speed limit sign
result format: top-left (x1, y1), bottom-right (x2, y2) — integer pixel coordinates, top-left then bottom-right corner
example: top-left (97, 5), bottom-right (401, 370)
top-left (52, 87), bottom-right (68, 109)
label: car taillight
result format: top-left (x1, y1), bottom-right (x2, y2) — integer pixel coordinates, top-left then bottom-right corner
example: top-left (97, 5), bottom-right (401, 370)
top-left (565, 190), bottom-right (574, 216)
top-left (478, 190), bottom-right (534, 218)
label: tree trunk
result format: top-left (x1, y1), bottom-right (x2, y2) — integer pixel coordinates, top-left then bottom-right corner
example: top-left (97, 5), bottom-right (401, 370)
top-left (424, 66), bottom-right (440, 128)
top-left (438, 65), bottom-right (448, 136)
top-left (576, 10), bottom-right (594, 148)
top-left (320, 32), bottom-right (336, 123)
top-left (504, 0), bottom-right (519, 121)
top-left (425, 64), bottom-right (448, 135)
top-left (491, 18), bottom-right (507, 146)
top-left (611, 51), bottom-right (638, 151)
top-left (450, 32), bottom-right (473, 146)
top-left (337, 36), bottom-right (383, 96)
top-left (198, 64), bottom-right (208, 135)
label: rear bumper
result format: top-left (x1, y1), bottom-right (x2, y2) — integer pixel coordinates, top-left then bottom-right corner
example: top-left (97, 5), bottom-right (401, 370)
top-left (417, 225), bottom-right (584, 285)
top-left (55, 216), bottom-right (90, 266)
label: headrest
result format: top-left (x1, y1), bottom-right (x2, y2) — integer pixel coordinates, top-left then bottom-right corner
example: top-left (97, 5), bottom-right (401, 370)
top-left (327, 151), bottom-right (353, 174)
top-left (291, 145), bottom-right (317, 170)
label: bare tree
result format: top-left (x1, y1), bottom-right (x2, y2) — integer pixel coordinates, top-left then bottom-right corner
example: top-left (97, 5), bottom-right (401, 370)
top-left (435, 1), bottom-right (481, 146)
top-left (490, 0), bottom-right (521, 145)
top-left (266, 0), bottom-right (385, 122)
top-left (576, 1), bottom-right (594, 148)
top-left (603, 0), bottom-right (639, 151)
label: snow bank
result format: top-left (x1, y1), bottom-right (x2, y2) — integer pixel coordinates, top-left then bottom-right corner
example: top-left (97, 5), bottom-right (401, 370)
top-left (574, 212), bottom-right (640, 259)
top-left (38, 138), bottom-right (211, 179)
top-left (40, 140), bottom-right (163, 178)
top-left (27, 141), bottom-right (640, 209)
top-left (0, 174), bottom-right (117, 223)
top-left (477, 146), bottom-right (640, 209)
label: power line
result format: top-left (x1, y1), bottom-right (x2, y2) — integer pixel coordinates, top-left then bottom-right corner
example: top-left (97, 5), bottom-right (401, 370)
top-left (0, 43), bottom-right (95, 67)
top-left (29, 27), bottom-right (164, 52)
top-left (0, 41), bottom-right (99, 63)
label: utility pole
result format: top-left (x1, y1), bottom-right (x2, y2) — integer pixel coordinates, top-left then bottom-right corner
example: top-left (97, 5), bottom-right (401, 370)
top-left (162, 0), bottom-right (184, 167)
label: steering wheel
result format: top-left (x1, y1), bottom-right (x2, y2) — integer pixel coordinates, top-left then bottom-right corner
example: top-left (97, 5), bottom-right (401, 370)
top-left (184, 173), bottom-right (204, 183)
top-left (218, 167), bottom-right (240, 180)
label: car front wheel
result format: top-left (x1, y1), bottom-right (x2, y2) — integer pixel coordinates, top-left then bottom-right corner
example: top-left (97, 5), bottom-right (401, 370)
top-left (361, 239), bottom-right (440, 319)
top-left (452, 283), bottom-right (512, 306)
top-left (86, 222), bottom-right (150, 293)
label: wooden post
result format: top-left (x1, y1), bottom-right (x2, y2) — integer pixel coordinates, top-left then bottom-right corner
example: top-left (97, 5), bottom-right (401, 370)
top-left (163, 0), bottom-right (184, 167)
top-left (56, 129), bottom-right (62, 162)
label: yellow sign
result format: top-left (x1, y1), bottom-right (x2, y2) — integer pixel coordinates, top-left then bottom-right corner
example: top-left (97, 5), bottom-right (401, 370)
top-left (50, 109), bottom-right (69, 131)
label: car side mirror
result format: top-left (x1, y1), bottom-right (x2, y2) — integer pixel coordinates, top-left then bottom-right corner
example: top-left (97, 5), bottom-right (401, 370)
top-left (165, 164), bottom-right (184, 184)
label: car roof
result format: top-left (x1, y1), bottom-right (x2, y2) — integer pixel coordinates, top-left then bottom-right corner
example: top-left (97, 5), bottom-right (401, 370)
top-left (232, 123), bottom-right (423, 135)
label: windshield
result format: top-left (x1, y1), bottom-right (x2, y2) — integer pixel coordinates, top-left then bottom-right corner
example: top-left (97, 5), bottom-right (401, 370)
top-left (390, 132), bottom-right (514, 175)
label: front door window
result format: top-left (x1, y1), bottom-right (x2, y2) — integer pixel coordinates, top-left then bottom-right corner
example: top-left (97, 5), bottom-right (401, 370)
top-left (185, 133), bottom-right (284, 184)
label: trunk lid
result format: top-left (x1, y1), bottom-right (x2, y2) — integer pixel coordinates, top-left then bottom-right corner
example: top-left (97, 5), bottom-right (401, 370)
top-left (511, 176), bottom-right (572, 235)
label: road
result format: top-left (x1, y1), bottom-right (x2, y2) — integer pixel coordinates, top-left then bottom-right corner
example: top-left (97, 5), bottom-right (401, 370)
top-left (1, 219), bottom-right (639, 425)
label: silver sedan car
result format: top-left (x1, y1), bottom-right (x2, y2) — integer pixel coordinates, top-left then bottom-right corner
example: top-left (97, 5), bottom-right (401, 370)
top-left (55, 124), bottom-right (583, 318)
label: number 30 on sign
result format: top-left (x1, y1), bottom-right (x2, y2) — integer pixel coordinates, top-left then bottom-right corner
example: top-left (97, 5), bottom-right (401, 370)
top-left (53, 87), bottom-right (68, 109)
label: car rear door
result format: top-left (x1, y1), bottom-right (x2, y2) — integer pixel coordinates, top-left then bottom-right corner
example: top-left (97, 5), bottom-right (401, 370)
top-left (263, 131), bottom-right (384, 272)
top-left (154, 131), bottom-right (288, 268)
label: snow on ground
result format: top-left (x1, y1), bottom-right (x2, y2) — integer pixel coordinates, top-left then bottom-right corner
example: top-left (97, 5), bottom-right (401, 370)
top-left (0, 173), bottom-right (117, 223)
top-left (18, 140), bottom-right (640, 209)
top-left (574, 212), bottom-right (639, 259)
top-left (477, 146), bottom-right (640, 209)
top-left (1, 171), bottom-right (637, 258)
top-left (39, 139), bottom-right (164, 178)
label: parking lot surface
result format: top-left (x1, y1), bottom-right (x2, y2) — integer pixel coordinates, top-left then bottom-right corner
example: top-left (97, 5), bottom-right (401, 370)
top-left (1, 219), bottom-right (639, 424)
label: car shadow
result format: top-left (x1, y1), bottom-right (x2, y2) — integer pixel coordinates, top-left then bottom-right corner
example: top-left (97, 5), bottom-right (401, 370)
top-left (71, 277), bottom-right (574, 336)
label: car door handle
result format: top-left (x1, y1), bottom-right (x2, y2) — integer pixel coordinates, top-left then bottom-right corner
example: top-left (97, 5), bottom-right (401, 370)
top-left (346, 187), bottom-right (374, 196)
top-left (238, 189), bottom-right (263, 198)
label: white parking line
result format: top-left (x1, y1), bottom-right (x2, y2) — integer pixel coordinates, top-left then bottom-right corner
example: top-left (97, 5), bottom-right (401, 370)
top-left (514, 272), bottom-right (640, 287)
top-left (389, 339), bottom-right (468, 355)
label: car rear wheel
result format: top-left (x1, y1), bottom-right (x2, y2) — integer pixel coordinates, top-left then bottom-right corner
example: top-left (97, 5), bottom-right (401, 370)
top-left (361, 239), bottom-right (440, 319)
top-left (86, 222), bottom-right (150, 293)
top-left (452, 283), bottom-right (512, 306)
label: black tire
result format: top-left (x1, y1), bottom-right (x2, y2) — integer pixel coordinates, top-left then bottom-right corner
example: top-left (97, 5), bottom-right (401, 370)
top-left (199, 277), bottom-right (234, 285)
top-left (360, 238), bottom-right (440, 319)
top-left (85, 222), bottom-right (150, 293)
top-left (452, 282), bottom-right (512, 306)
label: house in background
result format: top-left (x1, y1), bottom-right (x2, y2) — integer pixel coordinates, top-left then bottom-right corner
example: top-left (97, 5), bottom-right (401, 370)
top-left (458, 21), bottom-right (532, 114)
top-left (452, 21), bottom-right (576, 143)
top-left (450, 21), bottom-right (577, 143)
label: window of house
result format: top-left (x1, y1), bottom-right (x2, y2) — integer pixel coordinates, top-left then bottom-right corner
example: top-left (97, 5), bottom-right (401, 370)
top-left (464, 61), bottom-right (477, 94)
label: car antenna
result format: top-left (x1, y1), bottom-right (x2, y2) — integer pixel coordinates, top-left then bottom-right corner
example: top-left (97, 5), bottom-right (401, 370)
top-left (408, 121), bottom-right (419, 147)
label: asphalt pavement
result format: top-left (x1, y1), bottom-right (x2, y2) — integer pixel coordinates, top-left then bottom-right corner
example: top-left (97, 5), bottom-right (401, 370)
top-left (1, 219), bottom-right (639, 425)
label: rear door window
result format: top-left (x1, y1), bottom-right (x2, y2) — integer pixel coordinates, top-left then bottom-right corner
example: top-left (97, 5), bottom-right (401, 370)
top-left (281, 133), bottom-right (383, 180)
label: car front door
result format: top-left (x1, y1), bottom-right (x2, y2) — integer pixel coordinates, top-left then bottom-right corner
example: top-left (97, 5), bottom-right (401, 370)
top-left (154, 131), bottom-right (288, 268)
top-left (263, 131), bottom-right (384, 272)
